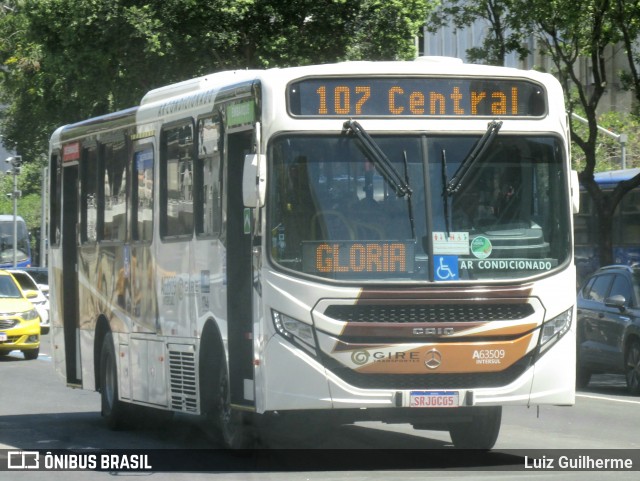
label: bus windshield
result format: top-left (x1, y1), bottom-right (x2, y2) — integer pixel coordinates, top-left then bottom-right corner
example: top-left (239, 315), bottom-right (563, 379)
top-left (268, 133), bottom-right (570, 282)
top-left (0, 219), bottom-right (30, 266)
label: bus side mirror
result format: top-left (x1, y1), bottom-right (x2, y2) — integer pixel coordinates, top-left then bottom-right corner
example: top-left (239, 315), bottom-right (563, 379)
top-left (571, 170), bottom-right (580, 214)
top-left (242, 154), bottom-right (266, 208)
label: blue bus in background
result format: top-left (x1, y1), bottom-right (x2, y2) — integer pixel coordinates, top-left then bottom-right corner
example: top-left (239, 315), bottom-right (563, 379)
top-left (575, 168), bottom-right (640, 285)
top-left (0, 214), bottom-right (32, 268)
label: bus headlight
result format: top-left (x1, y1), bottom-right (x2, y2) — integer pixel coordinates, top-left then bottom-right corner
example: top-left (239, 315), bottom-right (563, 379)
top-left (538, 308), bottom-right (572, 354)
top-left (271, 310), bottom-right (316, 350)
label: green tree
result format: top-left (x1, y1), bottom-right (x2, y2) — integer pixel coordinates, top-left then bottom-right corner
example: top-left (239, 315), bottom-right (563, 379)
top-left (0, 0), bottom-right (434, 163)
top-left (613, 0), bottom-right (640, 115)
top-left (571, 110), bottom-right (640, 173)
top-left (426, 0), bottom-right (529, 66)
top-left (0, 0), bottom-right (434, 261)
top-left (432, 0), bottom-right (640, 267)
top-left (519, 0), bottom-right (640, 266)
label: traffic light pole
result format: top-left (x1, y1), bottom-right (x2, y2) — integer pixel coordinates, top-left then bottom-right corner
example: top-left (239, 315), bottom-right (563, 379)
top-left (12, 163), bottom-right (17, 267)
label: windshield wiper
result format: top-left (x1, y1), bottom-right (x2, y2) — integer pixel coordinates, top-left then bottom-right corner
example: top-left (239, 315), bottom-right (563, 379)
top-left (342, 120), bottom-right (412, 197)
top-left (402, 150), bottom-right (416, 239)
top-left (445, 119), bottom-right (502, 196)
top-left (441, 148), bottom-right (451, 235)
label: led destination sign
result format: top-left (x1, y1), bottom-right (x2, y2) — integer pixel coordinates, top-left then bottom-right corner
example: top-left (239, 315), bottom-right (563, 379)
top-left (289, 77), bottom-right (546, 117)
top-left (302, 241), bottom-right (415, 276)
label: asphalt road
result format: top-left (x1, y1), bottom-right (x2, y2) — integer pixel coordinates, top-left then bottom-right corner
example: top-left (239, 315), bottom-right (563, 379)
top-left (1, 333), bottom-right (639, 480)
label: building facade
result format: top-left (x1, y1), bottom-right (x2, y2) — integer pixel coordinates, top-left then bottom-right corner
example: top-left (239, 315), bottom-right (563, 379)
top-left (420, 21), bottom-right (635, 115)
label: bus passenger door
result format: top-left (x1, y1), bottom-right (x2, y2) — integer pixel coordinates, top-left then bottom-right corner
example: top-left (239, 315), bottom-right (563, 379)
top-left (226, 129), bottom-right (256, 409)
top-left (61, 164), bottom-right (81, 386)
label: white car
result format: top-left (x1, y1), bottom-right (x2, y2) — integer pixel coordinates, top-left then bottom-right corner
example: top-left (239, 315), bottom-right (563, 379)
top-left (23, 267), bottom-right (49, 298)
top-left (7, 269), bottom-right (50, 334)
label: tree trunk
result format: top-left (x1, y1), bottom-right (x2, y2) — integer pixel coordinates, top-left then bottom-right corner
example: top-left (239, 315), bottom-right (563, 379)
top-left (596, 204), bottom-right (614, 266)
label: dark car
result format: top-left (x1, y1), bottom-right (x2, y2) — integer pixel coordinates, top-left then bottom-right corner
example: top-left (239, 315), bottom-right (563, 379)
top-left (576, 265), bottom-right (640, 394)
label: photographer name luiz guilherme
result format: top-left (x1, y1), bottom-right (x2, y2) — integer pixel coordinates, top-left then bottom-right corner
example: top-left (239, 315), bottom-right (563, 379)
top-left (524, 454), bottom-right (633, 470)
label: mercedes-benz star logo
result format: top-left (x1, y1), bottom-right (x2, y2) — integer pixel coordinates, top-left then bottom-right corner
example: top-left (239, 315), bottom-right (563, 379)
top-left (424, 349), bottom-right (442, 369)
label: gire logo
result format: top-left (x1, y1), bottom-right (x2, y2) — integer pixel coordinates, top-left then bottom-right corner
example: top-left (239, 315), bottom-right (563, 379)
top-left (351, 350), bottom-right (370, 365)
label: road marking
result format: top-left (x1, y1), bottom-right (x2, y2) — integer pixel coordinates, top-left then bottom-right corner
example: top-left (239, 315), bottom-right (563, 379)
top-left (577, 393), bottom-right (640, 405)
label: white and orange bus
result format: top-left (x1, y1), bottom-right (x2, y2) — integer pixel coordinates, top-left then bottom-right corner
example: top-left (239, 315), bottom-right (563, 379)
top-left (49, 57), bottom-right (578, 449)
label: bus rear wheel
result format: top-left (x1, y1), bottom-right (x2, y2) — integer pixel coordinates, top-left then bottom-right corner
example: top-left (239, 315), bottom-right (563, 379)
top-left (100, 332), bottom-right (128, 429)
top-left (448, 406), bottom-right (501, 450)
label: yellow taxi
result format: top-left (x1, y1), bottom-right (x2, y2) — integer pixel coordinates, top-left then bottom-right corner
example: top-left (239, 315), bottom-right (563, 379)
top-left (0, 269), bottom-right (41, 360)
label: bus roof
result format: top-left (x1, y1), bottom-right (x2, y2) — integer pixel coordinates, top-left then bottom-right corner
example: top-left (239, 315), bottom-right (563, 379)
top-left (0, 215), bottom-right (25, 222)
top-left (108, 58), bottom-right (563, 115)
top-left (51, 58), bottom-right (564, 145)
top-left (593, 168), bottom-right (640, 186)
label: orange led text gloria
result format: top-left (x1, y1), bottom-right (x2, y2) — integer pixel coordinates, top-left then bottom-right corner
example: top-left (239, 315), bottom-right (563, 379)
top-left (315, 242), bottom-right (408, 273)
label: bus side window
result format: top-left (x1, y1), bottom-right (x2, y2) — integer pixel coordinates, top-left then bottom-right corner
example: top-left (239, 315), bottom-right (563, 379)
top-left (80, 145), bottom-right (99, 243)
top-left (132, 147), bottom-right (154, 242)
top-left (620, 191), bottom-right (640, 245)
top-left (103, 140), bottom-right (128, 241)
top-left (50, 153), bottom-right (62, 247)
top-left (195, 117), bottom-right (222, 238)
top-left (160, 122), bottom-right (195, 238)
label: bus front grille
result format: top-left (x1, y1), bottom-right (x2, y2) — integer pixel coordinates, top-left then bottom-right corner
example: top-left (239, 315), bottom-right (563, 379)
top-left (323, 303), bottom-right (534, 324)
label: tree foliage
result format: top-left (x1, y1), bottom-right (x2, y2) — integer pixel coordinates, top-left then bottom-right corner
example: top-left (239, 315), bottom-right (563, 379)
top-left (431, 0), bottom-right (640, 267)
top-left (427, 0), bottom-right (529, 66)
top-left (0, 0), bottom-right (433, 163)
top-left (571, 111), bottom-right (640, 173)
top-left (520, 0), bottom-right (640, 266)
top-left (0, 0), bottom-right (434, 245)
top-left (613, 0), bottom-right (640, 113)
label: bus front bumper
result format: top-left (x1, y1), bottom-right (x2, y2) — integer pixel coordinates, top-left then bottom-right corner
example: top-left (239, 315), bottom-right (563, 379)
top-left (256, 330), bottom-right (575, 414)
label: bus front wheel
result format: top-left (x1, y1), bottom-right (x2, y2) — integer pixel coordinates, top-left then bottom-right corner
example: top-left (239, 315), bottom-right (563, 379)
top-left (200, 340), bottom-right (254, 448)
top-left (448, 406), bottom-right (502, 449)
top-left (100, 332), bottom-right (128, 429)
top-left (216, 360), bottom-right (255, 448)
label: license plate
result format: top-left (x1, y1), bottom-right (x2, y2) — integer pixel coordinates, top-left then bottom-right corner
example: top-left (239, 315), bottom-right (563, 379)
top-left (410, 390), bottom-right (459, 408)
top-left (0, 333), bottom-right (7, 342)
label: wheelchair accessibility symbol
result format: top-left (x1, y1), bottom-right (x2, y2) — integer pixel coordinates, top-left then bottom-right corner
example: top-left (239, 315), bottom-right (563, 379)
top-left (434, 255), bottom-right (459, 281)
